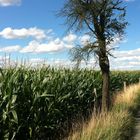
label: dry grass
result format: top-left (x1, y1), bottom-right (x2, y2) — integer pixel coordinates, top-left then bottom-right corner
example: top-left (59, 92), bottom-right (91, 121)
top-left (67, 83), bottom-right (140, 140)
top-left (115, 83), bottom-right (140, 106)
top-left (68, 111), bottom-right (130, 140)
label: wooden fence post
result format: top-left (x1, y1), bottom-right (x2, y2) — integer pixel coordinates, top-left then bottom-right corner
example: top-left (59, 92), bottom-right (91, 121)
top-left (93, 88), bottom-right (98, 113)
top-left (94, 88), bottom-right (97, 97)
top-left (124, 81), bottom-right (126, 91)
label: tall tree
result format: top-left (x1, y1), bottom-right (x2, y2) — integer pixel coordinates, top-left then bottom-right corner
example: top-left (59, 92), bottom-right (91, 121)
top-left (59, 0), bottom-right (128, 111)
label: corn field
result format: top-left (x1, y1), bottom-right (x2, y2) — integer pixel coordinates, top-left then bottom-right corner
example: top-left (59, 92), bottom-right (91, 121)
top-left (0, 67), bottom-right (140, 140)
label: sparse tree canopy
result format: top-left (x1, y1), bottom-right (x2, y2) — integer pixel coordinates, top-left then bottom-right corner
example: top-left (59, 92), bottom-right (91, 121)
top-left (60, 0), bottom-right (127, 42)
top-left (59, 0), bottom-right (128, 111)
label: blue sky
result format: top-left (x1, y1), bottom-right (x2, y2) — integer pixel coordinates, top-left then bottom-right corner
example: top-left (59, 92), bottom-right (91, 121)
top-left (0, 0), bottom-right (140, 69)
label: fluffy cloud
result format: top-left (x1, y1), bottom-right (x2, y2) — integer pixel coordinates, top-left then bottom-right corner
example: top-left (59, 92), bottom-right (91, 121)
top-left (0, 0), bottom-right (21, 6)
top-left (110, 48), bottom-right (140, 70)
top-left (0, 45), bottom-right (21, 52)
top-left (0, 28), bottom-right (139, 70)
top-left (29, 58), bottom-right (45, 63)
top-left (28, 58), bottom-right (47, 66)
top-left (20, 39), bottom-right (73, 53)
top-left (108, 36), bottom-right (122, 48)
top-left (20, 41), bottom-right (37, 53)
top-left (0, 32), bottom-right (76, 54)
top-left (79, 34), bottom-right (91, 45)
top-left (63, 33), bottom-right (77, 43)
top-left (87, 48), bottom-right (140, 70)
top-left (1, 45), bottom-right (140, 70)
top-left (124, 0), bottom-right (135, 2)
top-left (0, 55), bottom-right (9, 61)
top-left (0, 27), bottom-right (46, 40)
top-left (113, 48), bottom-right (140, 58)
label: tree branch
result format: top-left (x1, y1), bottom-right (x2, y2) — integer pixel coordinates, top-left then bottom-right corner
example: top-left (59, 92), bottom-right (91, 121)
top-left (84, 19), bottom-right (96, 35)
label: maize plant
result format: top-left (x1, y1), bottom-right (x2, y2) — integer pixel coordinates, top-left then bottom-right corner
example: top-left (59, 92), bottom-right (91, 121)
top-left (0, 67), bottom-right (140, 140)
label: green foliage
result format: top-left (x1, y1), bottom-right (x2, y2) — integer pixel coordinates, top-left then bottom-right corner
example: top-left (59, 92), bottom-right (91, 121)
top-left (0, 67), bottom-right (140, 140)
top-left (110, 71), bottom-right (140, 92)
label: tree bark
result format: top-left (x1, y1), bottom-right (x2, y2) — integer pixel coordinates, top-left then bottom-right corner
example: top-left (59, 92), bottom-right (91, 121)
top-left (98, 40), bottom-right (110, 112)
top-left (101, 64), bottom-right (110, 112)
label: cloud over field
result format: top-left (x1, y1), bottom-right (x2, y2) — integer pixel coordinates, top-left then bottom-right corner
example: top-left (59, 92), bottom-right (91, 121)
top-left (20, 39), bottom-right (73, 53)
top-left (0, 45), bottom-right (21, 52)
top-left (0, 26), bottom-right (139, 70)
top-left (0, 0), bottom-right (21, 6)
top-left (0, 27), bottom-right (46, 40)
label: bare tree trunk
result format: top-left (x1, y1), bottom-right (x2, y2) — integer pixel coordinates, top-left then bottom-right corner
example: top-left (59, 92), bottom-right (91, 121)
top-left (98, 40), bottom-right (110, 112)
top-left (101, 65), bottom-right (110, 112)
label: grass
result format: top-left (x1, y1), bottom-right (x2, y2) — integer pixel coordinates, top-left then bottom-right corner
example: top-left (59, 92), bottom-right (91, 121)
top-left (68, 83), bottom-right (140, 140)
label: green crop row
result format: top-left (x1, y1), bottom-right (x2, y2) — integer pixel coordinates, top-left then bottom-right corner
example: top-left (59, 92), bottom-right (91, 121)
top-left (0, 67), bottom-right (140, 140)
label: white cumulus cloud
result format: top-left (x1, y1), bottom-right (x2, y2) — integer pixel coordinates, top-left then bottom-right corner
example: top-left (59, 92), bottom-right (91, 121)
top-left (124, 0), bottom-right (135, 2)
top-left (0, 0), bottom-right (21, 6)
top-left (0, 45), bottom-right (21, 52)
top-left (0, 27), bottom-right (46, 40)
top-left (110, 48), bottom-right (140, 70)
top-left (20, 41), bottom-right (38, 53)
top-left (79, 34), bottom-right (91, 45)
top-left (34, 38), bottom-right (64, 53)
top-left (63, 33), bottom-right (77, 43)
top-left (20, 39), bottom-right (74, 53)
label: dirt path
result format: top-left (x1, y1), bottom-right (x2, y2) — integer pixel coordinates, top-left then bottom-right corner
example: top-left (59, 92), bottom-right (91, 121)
top-left (133, 111), bottom-right (140, 140)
